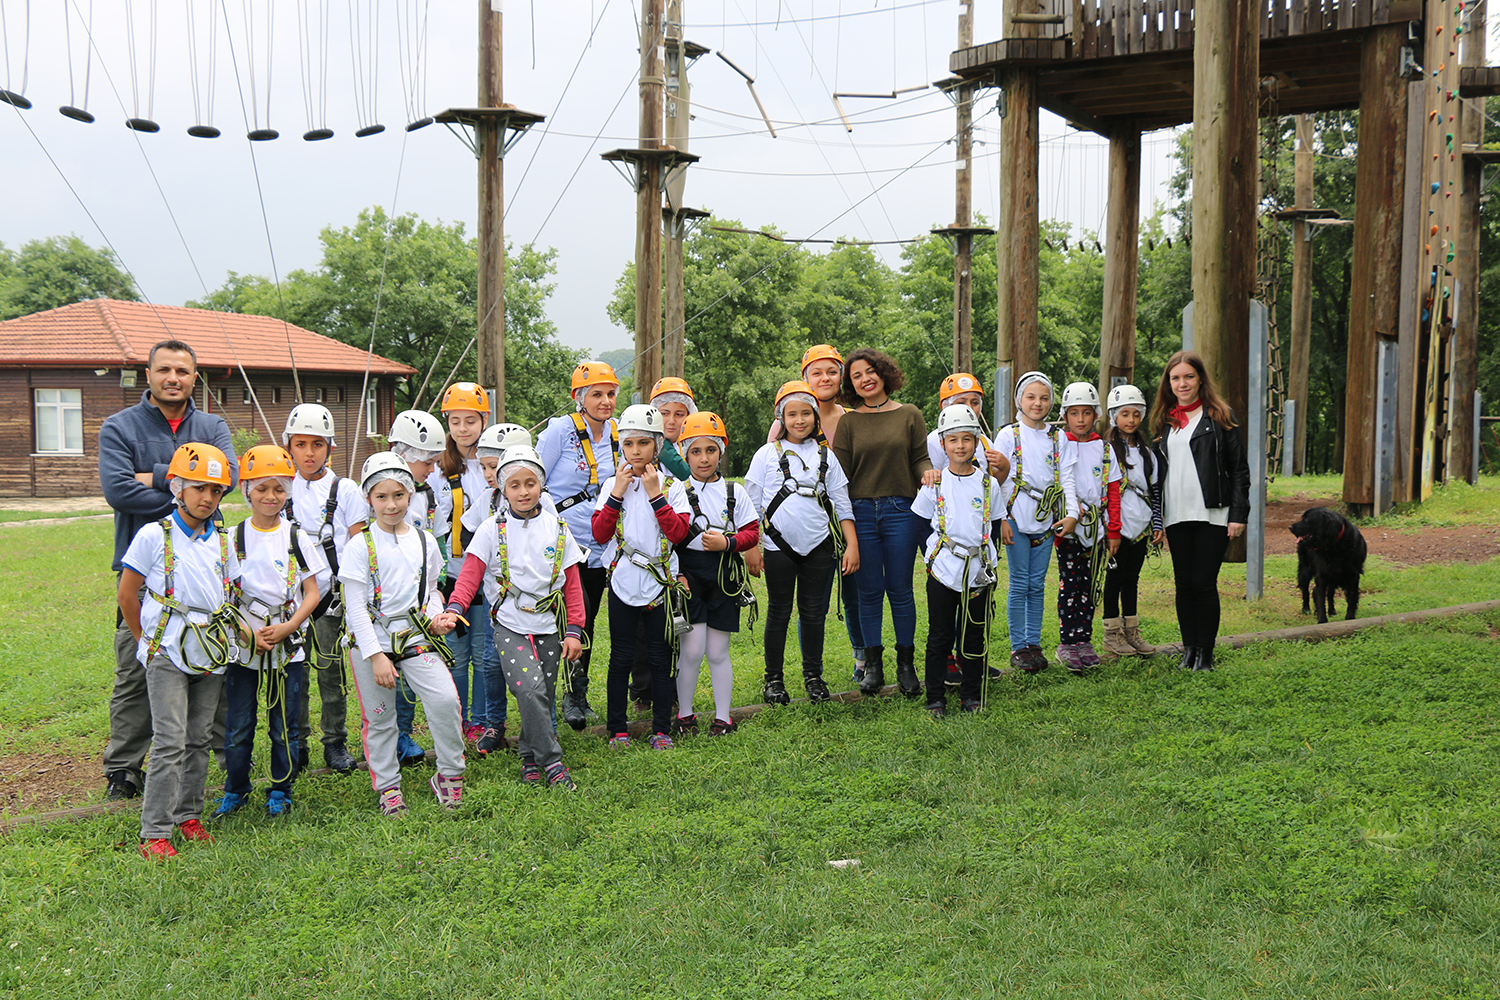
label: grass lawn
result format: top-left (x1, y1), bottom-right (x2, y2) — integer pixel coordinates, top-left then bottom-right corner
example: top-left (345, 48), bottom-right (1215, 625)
top-left (1, 482), bottom-right (1498, 997)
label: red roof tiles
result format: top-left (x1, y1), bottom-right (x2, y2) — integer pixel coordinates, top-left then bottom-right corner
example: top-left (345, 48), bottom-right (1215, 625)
top-left (0, 299), bottom-right (416, 376)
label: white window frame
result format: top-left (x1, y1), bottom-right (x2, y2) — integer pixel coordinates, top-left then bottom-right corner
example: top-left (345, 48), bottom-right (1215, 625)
top-left (365, 384), bottom-right (380, 437)
top-left (33, 388), bottom-right (84, 455)
top-left (310, 387), bottom-right (324, 404)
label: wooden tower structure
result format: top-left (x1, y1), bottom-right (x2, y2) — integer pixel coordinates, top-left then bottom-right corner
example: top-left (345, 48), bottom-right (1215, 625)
top-left (949, 0), bottom-right (1489, 513)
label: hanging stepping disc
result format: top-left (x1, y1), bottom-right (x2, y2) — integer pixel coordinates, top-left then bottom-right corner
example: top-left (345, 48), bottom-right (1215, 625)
top-left (355, 123), bottom-right (385, 137)
top-left (404, 117), bottom-right (432, 132)
top-left (60, 106), bottom-right (95, 123)
top-left (0, 90), bottom-right (31, 109)
top-left (248, 128), bottom-right (279, 141)
top-left (126, 118), bottom-right (161, 132)
top-left (302, 128), bottom-right (333, 141)
top-left (187, 124), bottom-right (220, 138)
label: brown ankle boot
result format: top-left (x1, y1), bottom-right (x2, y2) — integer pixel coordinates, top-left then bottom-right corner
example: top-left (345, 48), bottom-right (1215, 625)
top-left (1100, 617), bottom-right (1134, 657)
top-left (1123, 615), bottom-right (1156, 654)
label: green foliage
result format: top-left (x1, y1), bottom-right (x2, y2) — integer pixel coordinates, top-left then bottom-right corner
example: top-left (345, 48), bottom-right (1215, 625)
top-left (229, 427), bottom-right (263, 459)
top-left (0, 236), bottom-right (139, 320)
top-left (189, 208), bottom-right (580, 429)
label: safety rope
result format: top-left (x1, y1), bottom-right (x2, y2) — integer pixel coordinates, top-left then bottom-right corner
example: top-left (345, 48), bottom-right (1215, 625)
top-left (145, 518), bottom-right (242, 673)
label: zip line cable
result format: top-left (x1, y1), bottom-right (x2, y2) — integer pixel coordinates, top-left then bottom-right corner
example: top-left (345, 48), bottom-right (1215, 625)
top-left (687, 0), bottom-right (947, 29)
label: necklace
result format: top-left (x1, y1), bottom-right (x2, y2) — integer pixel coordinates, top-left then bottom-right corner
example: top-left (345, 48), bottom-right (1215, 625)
top-left (861, 396), bottom-right (894, 412)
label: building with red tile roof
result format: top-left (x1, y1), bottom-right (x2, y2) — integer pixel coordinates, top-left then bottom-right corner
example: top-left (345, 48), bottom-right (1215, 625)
top-left (0, 298), bottom-right (418, 496)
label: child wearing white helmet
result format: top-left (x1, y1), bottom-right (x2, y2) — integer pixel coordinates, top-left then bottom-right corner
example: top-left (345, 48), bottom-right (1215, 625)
top-left (341, 452), bottom-right (465, 816)
top-left (440, 444), bottom-right (586, 789)
top-left (995, 372), bottom-right (1079, 674)
top-left (1053, 381), bottom-right (1123, 674)
top-left (283, 402), bottom-right (368, 775)
top-left (666, 412), bottom-right (760, 737)
top-left (589, 403), bottom-right (694, 749)
top-left (913, 404), bottom-right (1005, 715)
top-left (1099, 384), bottom-right (1163, 658)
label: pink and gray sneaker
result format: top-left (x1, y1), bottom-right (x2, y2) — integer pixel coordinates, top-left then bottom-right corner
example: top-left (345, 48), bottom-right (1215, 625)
top-left (429, 772), bottom-right (464, 810)
top-left (378, 787), bottom-right (407, 817)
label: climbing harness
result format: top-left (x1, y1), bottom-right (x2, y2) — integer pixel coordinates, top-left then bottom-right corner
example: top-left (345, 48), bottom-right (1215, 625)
top-left (555, 414), bottom-right (621, 513)
top-left (488, 512), bottom-right (572, 639)
top-left (682, 478), bottom-right (758, 636)
top-left (233, 521), bottom-right (310, 672)
top-left (1004, 423), bottom-right (1067, 545)
top-left (923, 476), bottom-right (999, 710)
top-left (145, 519), bottom-right (242, 673)
top-left (761, 440), bottom-right (846, 619)
top-left (349, 528), bottom-right (454, 669)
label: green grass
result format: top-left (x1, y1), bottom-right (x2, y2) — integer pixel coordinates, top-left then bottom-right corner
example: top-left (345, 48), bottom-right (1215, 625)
top-left (2, 502), bottom-right (1499, 997)
top-left (1267, 472), bottom-right (1500, 528)
top-left (0, 509), bottom-right (111, 524)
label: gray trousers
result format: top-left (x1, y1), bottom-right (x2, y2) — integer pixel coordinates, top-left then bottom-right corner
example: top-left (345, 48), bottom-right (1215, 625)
top-left (139, 654), bottom-right (224, 839)
top-left (106, 627), bottom-right (228, 788)
top-left (299, 612), bottom-right (349, 751)
top-left (349, 649), bottom-right (465, 795)
top-left (494, 623), bottom-right (565, 770)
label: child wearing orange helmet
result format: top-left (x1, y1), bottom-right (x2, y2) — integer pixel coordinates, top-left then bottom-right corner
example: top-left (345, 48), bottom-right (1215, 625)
top-left (118, 443), bottom-right (239, 859)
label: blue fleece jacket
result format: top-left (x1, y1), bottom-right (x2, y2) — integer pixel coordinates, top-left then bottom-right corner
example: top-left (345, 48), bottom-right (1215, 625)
top-left (99, 391), bottom-right (238, 571)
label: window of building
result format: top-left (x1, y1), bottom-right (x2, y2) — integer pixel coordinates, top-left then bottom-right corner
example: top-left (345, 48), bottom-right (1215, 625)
top-left (271, 387), bottom-right (282, 404)
top-left (34, 389), bottom-right (83, 454)
top-left (310, 387), bottom-right (324, 404)
top-left (365, 385), bottom-right (380, 437)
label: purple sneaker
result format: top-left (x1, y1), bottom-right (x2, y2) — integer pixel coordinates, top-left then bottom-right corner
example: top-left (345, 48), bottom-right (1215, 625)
top-left (1076, 641), bottom-right (1102, 667)
top-left (1056, 643), bottom-right (1086, 673)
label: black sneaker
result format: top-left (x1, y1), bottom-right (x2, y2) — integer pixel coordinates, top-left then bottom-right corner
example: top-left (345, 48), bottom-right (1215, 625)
top-left (324, 745), bottom-right (356, 774)
top-left (476, 726), bottom-right (506, 756)
top-left (105, 771), bottom-right (140, 801)
top-left (1021, 646), bottom-right (1049, 674)
top-left (671, 714), bottom-right (698, 737)
top-left (707, 717), bottom-right (739, 736)
top-left (804, 676), bottom-right (832, 704)
top-left (986, 664), bottom-right (1003, 680)
top-left (762, 678), bottom-right (791, 705)
top-left (959, 698), bottom-right (983, 713)
top-left (926, 699), bottom-right (947, 719)
top-left (562, 690), bottom-right (589, 731)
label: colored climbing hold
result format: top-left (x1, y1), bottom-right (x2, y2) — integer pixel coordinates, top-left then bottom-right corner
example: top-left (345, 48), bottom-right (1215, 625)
top-left (1432, 182), bottom-right (1441, 193)
top-left (1431, 225), bottom-right (1440, 236)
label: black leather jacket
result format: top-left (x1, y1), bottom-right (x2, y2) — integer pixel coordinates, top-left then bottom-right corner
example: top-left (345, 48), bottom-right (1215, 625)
top-left (1153, 409), bottom-right (1251, 524)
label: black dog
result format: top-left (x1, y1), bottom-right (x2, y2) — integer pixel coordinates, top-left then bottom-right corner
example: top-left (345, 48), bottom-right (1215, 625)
top-left (1289, 506), bottom-right (1367, 623)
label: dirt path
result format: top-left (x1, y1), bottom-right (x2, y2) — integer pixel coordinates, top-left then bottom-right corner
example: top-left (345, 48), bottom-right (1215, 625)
top-left (1264, 494), bottom-right (1500, 565)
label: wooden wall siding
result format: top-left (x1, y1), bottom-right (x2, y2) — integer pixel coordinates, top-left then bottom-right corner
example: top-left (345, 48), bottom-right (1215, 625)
top-left (0, 368), bottom-right (396, 497)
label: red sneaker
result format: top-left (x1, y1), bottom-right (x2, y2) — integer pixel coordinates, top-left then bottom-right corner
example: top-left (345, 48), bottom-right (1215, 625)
top-left (177, 819), bottom-right (215, 843)
top-left (139, 838), bottom-right (178, 860)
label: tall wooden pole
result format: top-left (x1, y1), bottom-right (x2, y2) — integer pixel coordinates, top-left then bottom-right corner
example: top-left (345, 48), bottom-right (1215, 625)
top-left (1289, 115), bottom-right (1314, 475)
top-left (1451, 6), bottom-right (1485, 483)
top-left (635, 0), bottom-right (666, 391)
top-left (1098, 125), bottom-right (1140, 404)
top-left (1342, 24), bottom-right (1408, 513)
top-left (951, 0), bottom-right (975, 373)
top-left (476, 0), bottom-right (506, 418)
top-left (662, 0), bottom-right (688, 380)
top-left (997, 1), bottom-right (1040, 384)
top-left (1190, 0), bottom-right (1257, 424)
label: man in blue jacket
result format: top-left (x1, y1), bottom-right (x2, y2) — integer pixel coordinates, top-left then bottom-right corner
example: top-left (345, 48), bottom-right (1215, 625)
top-left (98, 339), bottom-right (237, 800)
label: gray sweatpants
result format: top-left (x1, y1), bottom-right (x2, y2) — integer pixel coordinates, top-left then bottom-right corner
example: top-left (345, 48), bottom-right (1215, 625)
top-left (349, 648), bottom-right (465, 795)
top-left (139, 654), bottom-right (224, 839)
top-left (493, 624), bottom-right (566, 770)
top-left (300, 612), bottom-right (349, 751)
top-left (106, 625), bottom-right (228, 788)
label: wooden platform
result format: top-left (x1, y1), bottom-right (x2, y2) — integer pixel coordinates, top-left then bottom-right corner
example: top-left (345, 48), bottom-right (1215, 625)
top-left (951, 0), bottom-right (1424, 132)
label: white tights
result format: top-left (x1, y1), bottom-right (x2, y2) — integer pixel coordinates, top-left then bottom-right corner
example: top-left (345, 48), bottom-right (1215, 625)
top-left (675, 625), bottom-right (733, 723)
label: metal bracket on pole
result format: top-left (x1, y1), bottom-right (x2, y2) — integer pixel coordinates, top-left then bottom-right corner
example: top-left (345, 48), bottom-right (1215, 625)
top-left (600, 147), bottom-right (701, 193)
top-left (1282, 399), bottom-right (1297, 476)
top-left (1246, 300), bottom-right (1268, 602)
top-left (433, 106), bottom-right (547, 160)
top-left (663, 205), bottom-right (711, 240)
top-left (1373, 337), bottom-right (1398, 514)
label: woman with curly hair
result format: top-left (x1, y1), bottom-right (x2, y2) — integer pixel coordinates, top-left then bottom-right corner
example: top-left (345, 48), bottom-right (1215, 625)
top-left (831, 348), bottom-right (934, 699)
top-left (1150, 350), bottom-right (1250, 673)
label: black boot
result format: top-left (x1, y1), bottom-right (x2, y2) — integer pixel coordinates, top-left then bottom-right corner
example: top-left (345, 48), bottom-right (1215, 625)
top-left (859, 645), bottom-right (886, 696)
top-left (1195, 645), bottom-right (1216, 671)
top-left (762, 674), bottom-right (791, 705)
top-left (562, 664), bottom-right (591, 731)
top-left (895, 644), bottom-right (921, 698)
top-left (804, 675), bottom-right (832, 704)
top-left (1176, 646), bottom-right (1199, 671)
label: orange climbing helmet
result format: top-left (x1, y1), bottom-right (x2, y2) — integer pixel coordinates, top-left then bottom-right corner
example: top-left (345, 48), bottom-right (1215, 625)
top-left (441, 381), bottom-right (490, 415)
top-left (239, 445), bottom-right (296, 480)
top-left (570, 362), bottom-right (620, 392)
top-left (166, 443), bottom-right (232, 486)
top-left (800, 344), bottom-right (843, 374)
top-left (678, 411), bottom-right (728, 447)
top-left (775, 380), bottom-right (817, 409)
top-left (649, 376), bottom-right (694, 401)
top-left (939, 372), bottom-right (984, 404)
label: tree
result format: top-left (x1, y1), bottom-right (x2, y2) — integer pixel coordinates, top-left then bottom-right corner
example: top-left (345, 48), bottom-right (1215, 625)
top-left (0, 235), bottom-right (139, 319)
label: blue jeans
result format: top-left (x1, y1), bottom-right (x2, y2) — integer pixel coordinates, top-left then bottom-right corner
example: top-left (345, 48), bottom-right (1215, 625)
top-left (223, 661), bottom-right (306, 796)
top-left (851, 495), bottom-right (923, 648)
top-left (442, 598), bottom-right (504, 728)
top-left (1004, 520), bottom-right (1054, 650)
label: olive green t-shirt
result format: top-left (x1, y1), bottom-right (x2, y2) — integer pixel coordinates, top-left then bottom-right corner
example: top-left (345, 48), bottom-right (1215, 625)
top-left (831, 404), bottom-right (933, 500)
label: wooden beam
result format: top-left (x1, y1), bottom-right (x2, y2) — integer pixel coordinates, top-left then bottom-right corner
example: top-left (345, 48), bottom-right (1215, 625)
top-left (1451, 6), bottom-right (1485, 483)
top-left (1395, 78), bottom-right (1427, 503)
top-left (1099, 125), bottom-right (1141, 404)
top-left (1343, 24), bottom-right (1408, 511)
top-left (1191, 0), bottom-right (1258, 427)
top-left (997, 65), bottom-right (1041, 382)
top-left (1289, 114), bottom-right (1314, 475)
top-left (476, 0), bottom-right (507, 417)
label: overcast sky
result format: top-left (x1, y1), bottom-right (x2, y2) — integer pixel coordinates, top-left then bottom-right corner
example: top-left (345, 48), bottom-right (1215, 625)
top-left (2, 0), bottom-right (1189, 357)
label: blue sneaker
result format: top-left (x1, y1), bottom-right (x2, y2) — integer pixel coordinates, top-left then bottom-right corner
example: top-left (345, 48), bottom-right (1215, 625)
top-left (266, 790), bottom-right (292, 817)
top-left (397, 733), bottom-right (426, 767)
top-left (211, 791), bottom-right (248, 819)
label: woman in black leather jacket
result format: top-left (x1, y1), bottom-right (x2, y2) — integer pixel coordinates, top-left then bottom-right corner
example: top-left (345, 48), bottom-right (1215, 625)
top-left (1150, 351), bottom-right (1251, 672)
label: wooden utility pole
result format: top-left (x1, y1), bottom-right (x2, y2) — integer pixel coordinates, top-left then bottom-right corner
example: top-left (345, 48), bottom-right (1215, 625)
top-left (997, 0), bottom-right (1041, 384)
top-left (1190, 0), bottom-right (1257, 424)
top-left (1452, 6), bottom-right (1485, 483)
top-left (1343, 24), bottom-right (1408, 513)
top-left (1288, 115), bottom-right (1314, 475)
top-left (476, 0), bottom-right (506, 418)
top-left (635, 0), bottom-right (667, 390)
top-left (952, 1), bottom-right (975, 372)
top-left (662, 2), bottom-right (707, 381)
top-left (1098, 125), bottom-right (1141, 404)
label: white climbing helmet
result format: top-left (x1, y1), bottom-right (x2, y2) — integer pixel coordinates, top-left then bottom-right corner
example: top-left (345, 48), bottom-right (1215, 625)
top-left (476, 422), bottom-right (527, 458)
top-left (936, 402), bottom-right (984, 439)
top-left (360, 451), bottom-right (415, 495)
top-left (497, 445), bottom-right (546, 486)
top-left (1060, 381), bottom-right (1101, 413)
top-left (387, 409), bottom-right (445, 452)
top-left (282, 403), bottom-right (336, 447)
top-left (1106, 384), bottom-right (1148, 422)
top-left (617, 403), bottom-right (664, 440)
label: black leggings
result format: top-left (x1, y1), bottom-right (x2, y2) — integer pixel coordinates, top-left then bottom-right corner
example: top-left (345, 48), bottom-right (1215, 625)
top-left (763, 539), bottom-right (835, 682)
top-left (1165, 521), bottom-right (1230, 647)
top-left (1103, 535), bottom-right (1150, 618)
top-left (923, 577), bottom-right (991, 702)
top-left (604, 589), bottom-right (675, 737)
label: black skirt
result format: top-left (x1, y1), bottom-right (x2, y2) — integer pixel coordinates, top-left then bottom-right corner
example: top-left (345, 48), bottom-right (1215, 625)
top-left (676, 546), bottom-right (742, 633)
